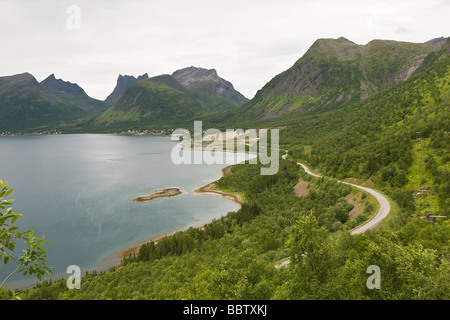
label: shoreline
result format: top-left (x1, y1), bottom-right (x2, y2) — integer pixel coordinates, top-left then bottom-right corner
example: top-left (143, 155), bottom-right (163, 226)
top-left (193, 165), bottom-right (244, 205)
top-left (114, 164), bottom-right (242, 263)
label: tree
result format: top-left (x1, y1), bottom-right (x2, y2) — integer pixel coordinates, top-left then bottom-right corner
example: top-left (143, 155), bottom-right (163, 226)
top-left (287, 212), bottom-right (328, 264)
top-left (0, 180), bottom-right (52, 296)
top-left (286, 212), bottom-right (333, 298)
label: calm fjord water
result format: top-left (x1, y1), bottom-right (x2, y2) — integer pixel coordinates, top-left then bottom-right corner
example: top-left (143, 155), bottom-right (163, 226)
top-left (0, 134), bottom-right (243, 288)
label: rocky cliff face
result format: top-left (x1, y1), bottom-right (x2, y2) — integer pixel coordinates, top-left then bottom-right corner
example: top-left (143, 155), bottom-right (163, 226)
top-left (172, 66), bottom-right (248, 111)
top-left (105, 73), bottom-right (149, 106)
top-left (40, 74), bottom-right (106, 113)
top-left (172, 67), bottom-right (220, 86)
top-left (41, 74), bottom-right (86, 96)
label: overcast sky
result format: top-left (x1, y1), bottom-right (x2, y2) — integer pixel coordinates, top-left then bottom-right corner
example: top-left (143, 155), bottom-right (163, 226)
top-left (1, 0), bottom-right (449, 100)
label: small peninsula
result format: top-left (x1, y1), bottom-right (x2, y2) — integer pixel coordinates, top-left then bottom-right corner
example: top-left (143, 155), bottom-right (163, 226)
top-left (132, 187), bottom-right (182, 202)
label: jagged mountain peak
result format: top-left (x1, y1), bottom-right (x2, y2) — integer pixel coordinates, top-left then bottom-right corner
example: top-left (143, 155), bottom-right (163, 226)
top-left (171, 66), bottom-right (220, 87)
top-left (0, 71), bottom-right (107, 132)
top-left (307, 37), bottom-right (363, 61)
top-left (0, 72), bottom-right (40, 97)
top-left (41, 74), bottom-right (86, 96)
top-left (0, 72), bottom-right (38, 87)
top-left (118, 74), bottom-right (136, 80)
top-left (105, 73), bottom-right (149, 105)
top-left (137, 73), bottom-right (149, 80)
top-left (117, 73), bottom-right (149, 81)
top-left (45, 73), bottom-right (56, 80)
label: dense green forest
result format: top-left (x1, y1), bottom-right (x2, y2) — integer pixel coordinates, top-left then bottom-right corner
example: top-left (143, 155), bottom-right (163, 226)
top-left (3, 42), bottom-right (449, 301)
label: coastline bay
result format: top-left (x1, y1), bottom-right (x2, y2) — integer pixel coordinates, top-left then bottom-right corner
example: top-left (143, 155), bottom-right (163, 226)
top-left (0, 134), bottom-right (250, 289)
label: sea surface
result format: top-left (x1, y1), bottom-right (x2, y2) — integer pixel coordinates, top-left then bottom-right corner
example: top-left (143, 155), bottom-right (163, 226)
top-left (0, 134), bottom-right (248, 289)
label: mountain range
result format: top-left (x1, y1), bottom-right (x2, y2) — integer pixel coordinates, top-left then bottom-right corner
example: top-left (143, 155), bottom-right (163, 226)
top-left (0, 36), bottom-right (448, 132)
top-left (0, 67), bottom-right (248, 132)
top-left (96, 67), bottom-right (248, 130)
top-left (0, 72), bottom-right (105, 132)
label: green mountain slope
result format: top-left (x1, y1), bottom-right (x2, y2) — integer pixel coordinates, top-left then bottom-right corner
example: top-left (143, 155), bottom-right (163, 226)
top-left (222, 37), bottom-right (447, 124)
top-left (96, 74), bottom-right (208, 129)
top-left (0, 73), bottom-right (99, 132)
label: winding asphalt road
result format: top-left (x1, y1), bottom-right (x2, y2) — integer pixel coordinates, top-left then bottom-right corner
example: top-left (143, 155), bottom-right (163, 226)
top-left (296, 162), bottom-right (391, 235)
top-left (275, 156), bottom-right (392, 268)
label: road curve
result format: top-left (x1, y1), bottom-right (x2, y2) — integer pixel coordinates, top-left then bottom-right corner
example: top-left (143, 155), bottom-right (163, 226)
top-left (296, 162), bottom-right (391, 235)
top-left (275, 158), bottom-right (391, 268)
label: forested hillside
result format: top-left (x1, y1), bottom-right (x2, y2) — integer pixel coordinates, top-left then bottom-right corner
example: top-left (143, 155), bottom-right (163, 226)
top-left (279, 41), bottom-right (450, 218)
